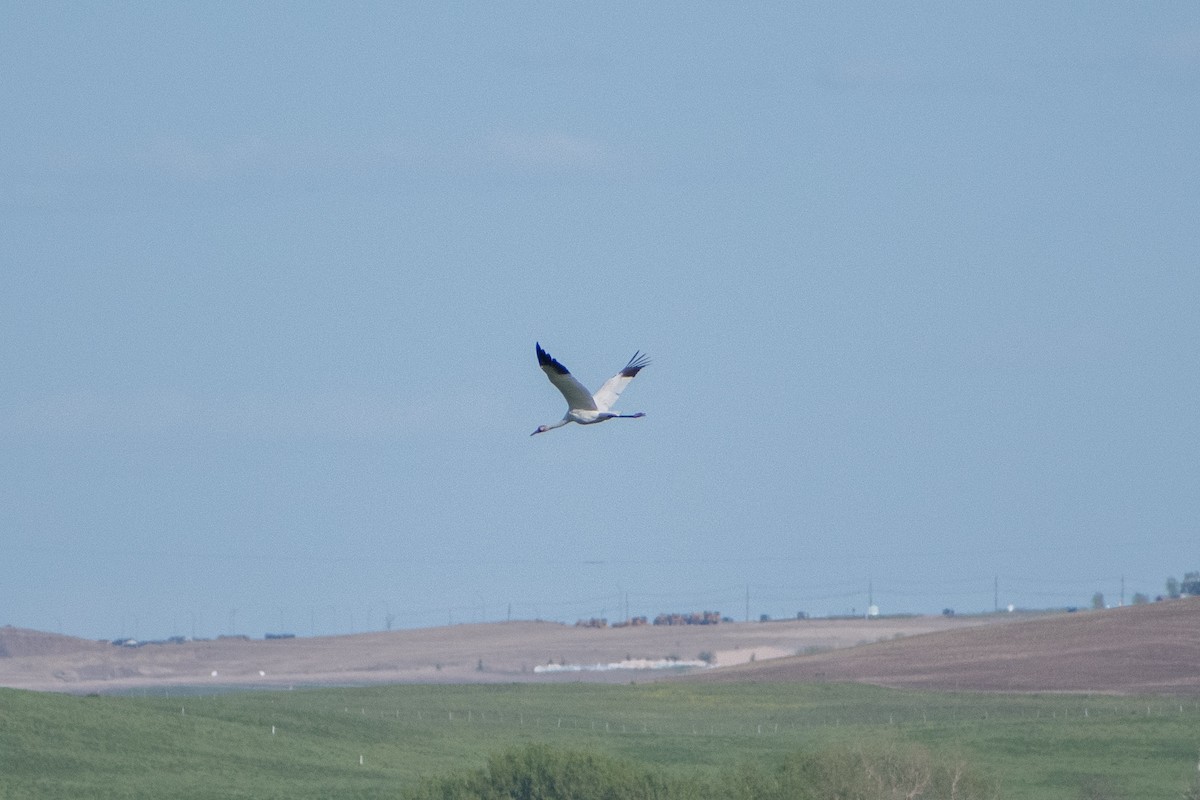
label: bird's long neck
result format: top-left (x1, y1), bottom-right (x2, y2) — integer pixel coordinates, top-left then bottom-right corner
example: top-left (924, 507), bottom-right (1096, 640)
top-left (532, 417), bottom-right (572, 435)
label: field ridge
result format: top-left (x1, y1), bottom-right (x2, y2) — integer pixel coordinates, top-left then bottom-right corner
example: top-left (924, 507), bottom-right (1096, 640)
top-left (689, 597), bottom-right (1200, 694)
top-left (4, 599), bottom-right (1198, 695)
top-left (1, 615), bottom-right (998, 693)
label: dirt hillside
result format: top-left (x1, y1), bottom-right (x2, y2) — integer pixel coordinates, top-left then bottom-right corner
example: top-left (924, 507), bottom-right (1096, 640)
top-left (0, 615), bottom-right (989, 694)
top-left (5, 601), bottom-right (1196, 695)
top-left (0, 626), bottom-right (109, 659)
top-left (688, 597), bottom-right (1200, 694)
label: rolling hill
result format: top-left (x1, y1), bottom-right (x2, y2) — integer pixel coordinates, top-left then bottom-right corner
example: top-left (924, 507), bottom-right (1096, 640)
top-left (688, 597), bottom-right (1200, 694)
top-left (4, 599), bottom-right (1196, 694)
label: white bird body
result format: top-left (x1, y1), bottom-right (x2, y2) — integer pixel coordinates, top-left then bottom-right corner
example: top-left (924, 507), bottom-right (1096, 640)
top-left (532, 343), bottom-right (649, 435)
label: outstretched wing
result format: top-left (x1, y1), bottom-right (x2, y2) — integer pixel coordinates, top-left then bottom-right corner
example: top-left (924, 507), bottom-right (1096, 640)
top-left (536, 343), bottom-right (597, 411)
top-left (592, 350), bottom-right (650, 412)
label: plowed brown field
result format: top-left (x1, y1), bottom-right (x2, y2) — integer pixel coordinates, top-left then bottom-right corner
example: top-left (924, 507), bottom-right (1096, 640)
top-left (3, 598), bottom-right (1196, 694)
top-left (689, 597), bottom-right (1200, 694)
top-left (0, 614), bottom-right (1001, 693)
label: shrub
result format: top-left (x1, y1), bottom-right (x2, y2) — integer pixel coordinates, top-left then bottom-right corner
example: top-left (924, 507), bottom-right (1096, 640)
top-left (407, 741), bottom-right (997, 800)
top-left (723, 740), bottom-right (998, 800)
top-left (406, 744), bottom-right (695, 800)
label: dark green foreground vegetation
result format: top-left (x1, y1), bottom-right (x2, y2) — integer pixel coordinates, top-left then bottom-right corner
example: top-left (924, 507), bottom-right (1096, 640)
top-left (1, 682), bottom-right (1198, 799)
top-left (407, 740), bottom-right (999, 800)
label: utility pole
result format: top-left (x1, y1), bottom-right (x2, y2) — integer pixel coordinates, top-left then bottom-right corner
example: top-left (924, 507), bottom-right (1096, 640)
top-left (1121, 575), bottom-right (1125, 606)
top-left (994, 576), bottom-right (999, 613)
top-left (745, 584), bottom-right (750, 623)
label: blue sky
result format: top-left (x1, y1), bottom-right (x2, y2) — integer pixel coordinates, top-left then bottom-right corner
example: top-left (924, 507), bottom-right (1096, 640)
top-left (3, 3), bottom-right (1198, 640)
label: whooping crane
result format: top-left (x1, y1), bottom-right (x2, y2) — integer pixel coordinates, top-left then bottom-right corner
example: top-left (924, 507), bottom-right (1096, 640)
top-left (531, 343), bottom-right (650, 435)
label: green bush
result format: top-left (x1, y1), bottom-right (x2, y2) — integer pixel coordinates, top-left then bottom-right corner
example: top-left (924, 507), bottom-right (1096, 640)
top-left (765, 741), bottom-right (998, 800)
top-left (406, 741), bottom-right (997, 800)
top-left (406, 744), bottom-right (696, 800)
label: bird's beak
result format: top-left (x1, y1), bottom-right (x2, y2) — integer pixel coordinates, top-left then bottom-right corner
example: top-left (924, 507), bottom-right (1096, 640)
top-left (530, 428), bottom-right (540, 436)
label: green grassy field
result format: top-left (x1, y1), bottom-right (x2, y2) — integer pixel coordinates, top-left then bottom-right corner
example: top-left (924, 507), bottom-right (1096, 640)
top-left (2, 682), bottom-right (1198, 799)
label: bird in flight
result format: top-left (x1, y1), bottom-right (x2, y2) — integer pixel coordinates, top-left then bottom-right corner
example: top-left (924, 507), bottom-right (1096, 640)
top-left (532, 343), bottom-right (650, 435)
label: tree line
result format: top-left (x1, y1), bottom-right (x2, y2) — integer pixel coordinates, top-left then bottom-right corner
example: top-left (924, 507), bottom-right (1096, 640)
top-left (1090, 571), bottom-right (1198, 610)
top-left (1165, 571), bottom-right (1200, 599)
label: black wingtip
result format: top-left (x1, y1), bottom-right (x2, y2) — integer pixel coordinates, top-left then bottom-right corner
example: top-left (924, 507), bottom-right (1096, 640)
top-left (621, 350), bottom-right (651, 377)
top-left (536, 342), bottom-right (570, 375)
